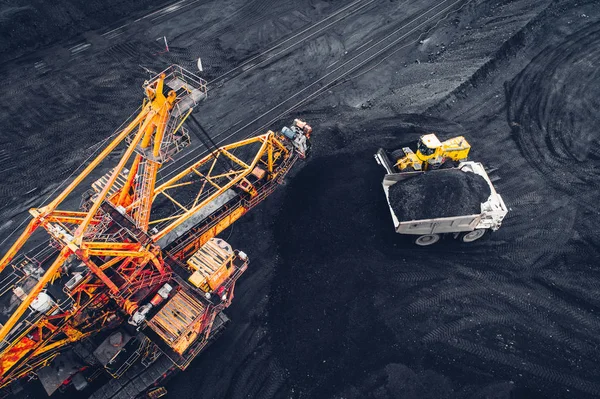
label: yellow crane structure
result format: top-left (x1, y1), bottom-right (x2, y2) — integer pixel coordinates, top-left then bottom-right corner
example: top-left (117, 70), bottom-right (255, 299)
top-left (0, 65), bottom-right (312, 397)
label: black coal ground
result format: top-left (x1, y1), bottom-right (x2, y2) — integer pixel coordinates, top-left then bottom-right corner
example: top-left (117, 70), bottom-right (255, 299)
top-left (0, 0), bottom-right (172, 61)
top-left (388, 169), bottom-right (491, 221)
top-left (2, 0), bottom-right (600, 398)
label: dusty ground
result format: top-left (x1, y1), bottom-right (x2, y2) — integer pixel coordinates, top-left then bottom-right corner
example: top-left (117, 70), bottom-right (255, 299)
top-left (2, 0), bottom-right (600, 398)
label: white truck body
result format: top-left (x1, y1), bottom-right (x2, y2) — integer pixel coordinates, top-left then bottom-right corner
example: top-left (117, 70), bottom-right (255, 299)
top-left (380, 161), bottom-right (508, 235)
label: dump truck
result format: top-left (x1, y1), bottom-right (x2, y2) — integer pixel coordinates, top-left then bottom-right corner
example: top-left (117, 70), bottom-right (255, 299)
top-left (375, 149), bottom-right (508, 246)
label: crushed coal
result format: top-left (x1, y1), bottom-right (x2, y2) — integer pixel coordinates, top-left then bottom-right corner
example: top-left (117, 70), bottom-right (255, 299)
top-left (388, 169), bottom-right (491, 221)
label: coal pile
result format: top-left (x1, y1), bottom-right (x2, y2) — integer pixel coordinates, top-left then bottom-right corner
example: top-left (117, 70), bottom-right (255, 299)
top-left (388, 169), bottom-right (490, 221)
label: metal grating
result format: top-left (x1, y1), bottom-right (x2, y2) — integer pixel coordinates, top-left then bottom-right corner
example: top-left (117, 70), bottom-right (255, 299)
top-left (147, 290), bottom-right (206, 345)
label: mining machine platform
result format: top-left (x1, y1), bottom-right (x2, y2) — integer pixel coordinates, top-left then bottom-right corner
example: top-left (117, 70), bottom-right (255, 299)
top-left (0, 65), bottom-right (312, 398)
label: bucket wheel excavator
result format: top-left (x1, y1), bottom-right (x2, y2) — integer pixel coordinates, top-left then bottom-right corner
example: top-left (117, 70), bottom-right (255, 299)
top-left (0, 65), bottom-right (312, 398)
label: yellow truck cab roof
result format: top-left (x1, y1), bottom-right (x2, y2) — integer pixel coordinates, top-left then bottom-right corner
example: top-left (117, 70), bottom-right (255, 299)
top-left (420, 134), bottom-right (442, 148)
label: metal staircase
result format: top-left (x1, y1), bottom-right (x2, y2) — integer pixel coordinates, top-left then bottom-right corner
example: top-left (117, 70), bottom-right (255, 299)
top-left (133, 161), bottom-right (159, 231)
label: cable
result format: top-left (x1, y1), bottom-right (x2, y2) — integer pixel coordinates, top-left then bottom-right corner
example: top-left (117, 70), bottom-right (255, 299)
top-left (40, 105), bottom-right (143, 205)
top-left (158, 0), bottom-right (465, 183)
top-left (0, 218), bottom-right (28, 248)
top-left (153, 0), bottom-right (380, 177)
top-left (207, 0), bottom-right (377, 84)
top-left (224, 223), bottom-right (234, 242)
top-left (0, 105), bottom-right (143, 250)
top-left (187, 114), bottom-right (234, 170)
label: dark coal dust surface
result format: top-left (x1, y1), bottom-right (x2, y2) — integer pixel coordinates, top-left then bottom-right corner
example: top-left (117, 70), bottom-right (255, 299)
top-left (388, 169), bottom-right (491, 221)
top-left (3, 0), bottom-right (600, 399)
top-left (269, 119), bottom-right (468, 398)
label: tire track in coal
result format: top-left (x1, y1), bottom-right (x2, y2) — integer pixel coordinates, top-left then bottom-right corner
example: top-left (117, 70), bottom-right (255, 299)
top-left (207, 0), bottom-right (378, 86)
top-left (406, 282), bottom-right (489, 314)
top-left (192, 0), bottom-right (284, 41)
top-left (0, 51), bottom-right (146, 231)
top-left (215, 0), bottom-right (282, 36)
top-left (454, 265), bottom-right (512, 284)
top-left (422, 313), bottom-right (514, 343)
top-left (527, 285), bottom-right (600, 334)
top-left (416, 261), bottom-right (599, 358)
top-left (490, 184), bottom-right (576, 269)
top-left (221, 323), bottom-right (289, 399)
top-left (507, 21), bottom-right (600, 206)
top-left (448, 338), bottom-right (600, 396)
top-left (252, 358), bottom-right (288, 399)
top-left (536, 271), bottom-right (600, 312)
top-left (395, 271), bottom-right (447, 283)
top-left (0, 78), bottom-right (77, 202)
top-left (489, 282), bottom-right (600, 345)
top-left (423, 303), bottom-right (591, 356)
top-left (227, 341), bottom-right (273, 397)
top-left (483, 289), bottom-right (594, 355)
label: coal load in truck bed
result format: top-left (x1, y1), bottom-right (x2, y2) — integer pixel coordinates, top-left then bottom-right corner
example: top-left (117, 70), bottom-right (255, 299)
top-left (389, 169), bottom-right (491, 221)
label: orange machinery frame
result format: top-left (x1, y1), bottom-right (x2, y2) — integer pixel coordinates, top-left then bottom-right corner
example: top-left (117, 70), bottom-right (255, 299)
top-left (0, 65), bottom-right (303, 389)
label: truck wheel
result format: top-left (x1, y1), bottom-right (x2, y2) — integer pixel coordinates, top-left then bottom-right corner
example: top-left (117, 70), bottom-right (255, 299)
top-left (460, 229), bottom-right (486, 243)
top-left (415, 234), bottom-right (440, 246)
top-left (440, 160), bottom-right (457, 169)
top-left (391, 149), bottom-right (405, 160)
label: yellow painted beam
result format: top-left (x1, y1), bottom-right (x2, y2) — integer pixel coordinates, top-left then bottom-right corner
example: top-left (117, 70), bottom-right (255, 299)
top-left (0, 247), bottom-right (71, 345)
top-left (152, 134), bottom-right (269, 242)
top-left (0, 218), bottom-right (39, 275)
top-left (79, 257), bottom-right (119, 294)
top-left (74, 114), bottom-right (153, 243)
top-left (220, 149), bottom-right (250, 169)
top-left (161, 192), bottom-right (189, 212)
top-left (43, 104), bottom-right (151, 213)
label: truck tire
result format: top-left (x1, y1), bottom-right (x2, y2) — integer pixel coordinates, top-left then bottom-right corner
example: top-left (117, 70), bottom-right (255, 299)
top-left (391, 149), bottom-right (405, 160)
top-left (415, 234), bottom-right (440, 246)
top-left (439, 159), bottom-right (457, 169)
top-left (459, 229), bottom-right (486, 243)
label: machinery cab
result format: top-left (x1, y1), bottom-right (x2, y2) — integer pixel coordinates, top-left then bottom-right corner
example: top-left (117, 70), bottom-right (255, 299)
top-left (186, 238), bottom-right (248, 302)
top-left (187, 238), bottom-right (234, 293)
top-left (416, 134), bottom-right (443, 161)
top-left (281, 119), bottom-right (313, 159)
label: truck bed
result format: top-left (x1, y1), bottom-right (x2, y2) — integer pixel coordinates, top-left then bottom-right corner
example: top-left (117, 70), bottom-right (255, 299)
top-left (381, 162), bottom-right (507, 235)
